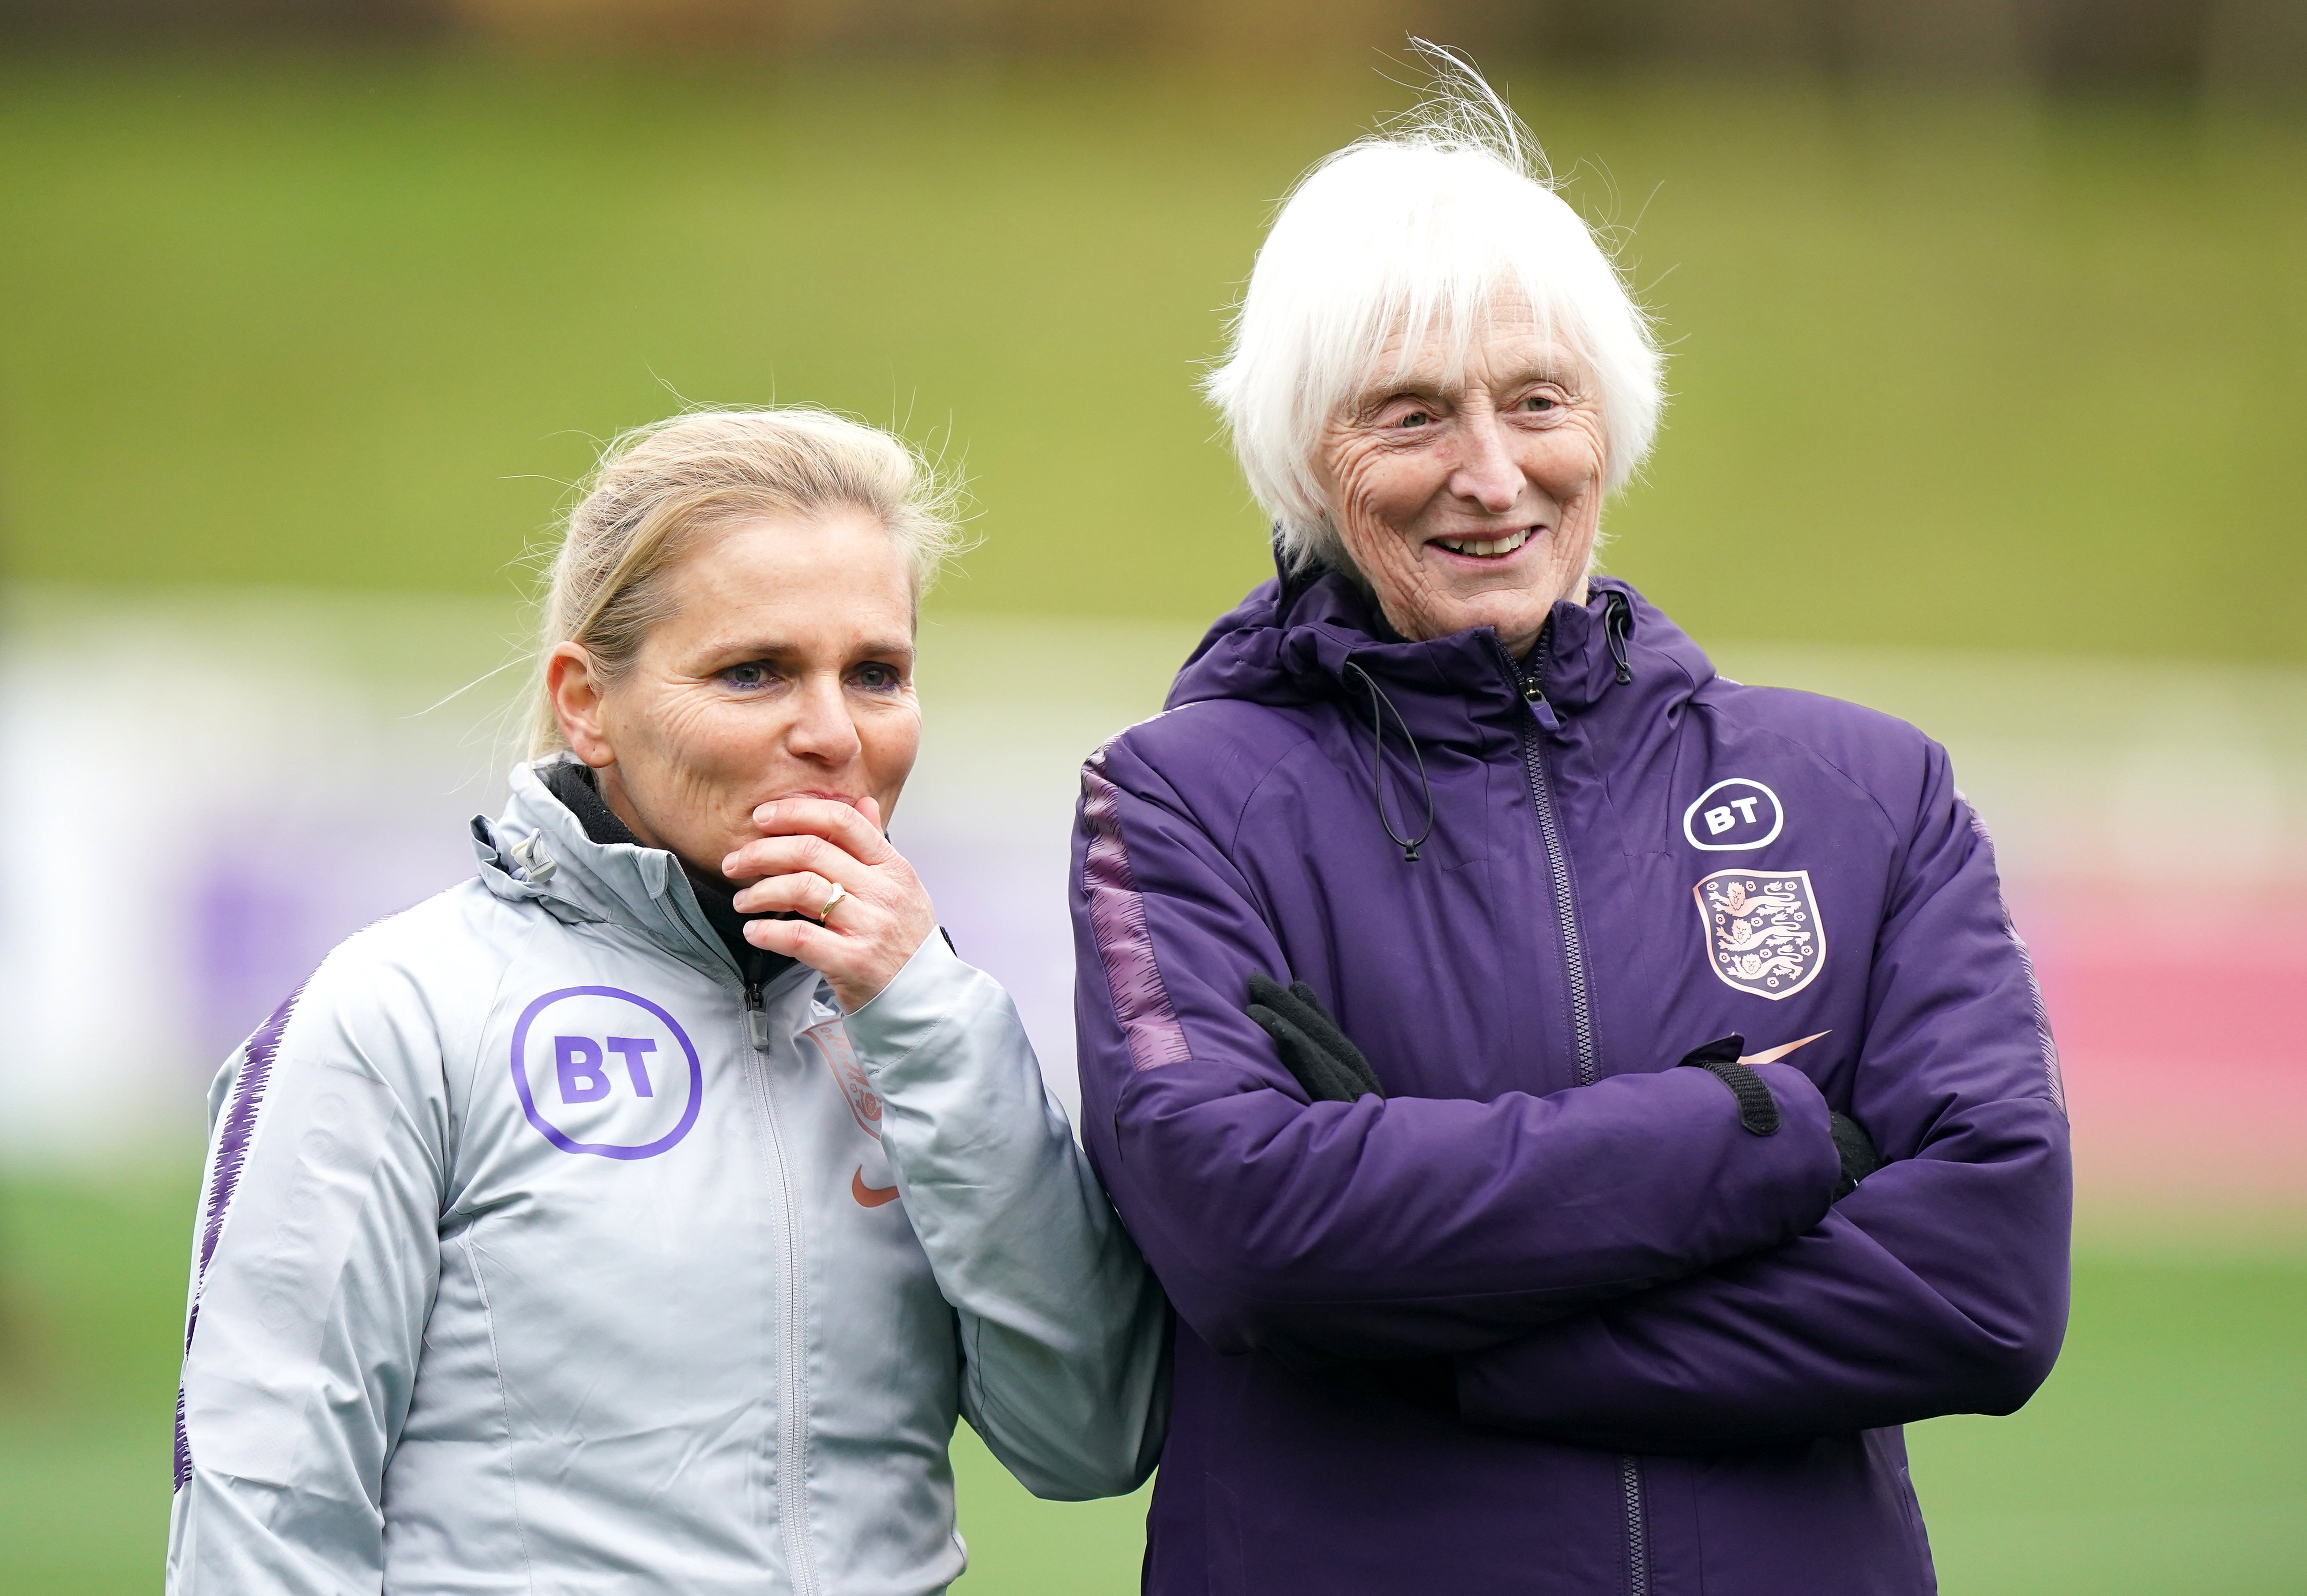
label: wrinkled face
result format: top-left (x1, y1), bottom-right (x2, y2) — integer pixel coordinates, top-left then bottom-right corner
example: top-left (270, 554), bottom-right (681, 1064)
top-left (549, 508), bottom-right (919, 882)
top-left (1314, 301), bottom-right (1608, 658)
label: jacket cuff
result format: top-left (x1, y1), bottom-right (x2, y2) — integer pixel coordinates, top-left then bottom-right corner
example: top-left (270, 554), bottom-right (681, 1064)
top-left (1746, 1060), bottom-right (1843, 1201)
top-left (1676, 1056), bottom-right (1781, 1134)
top-left (839, 929), bottom-right (989, 1070)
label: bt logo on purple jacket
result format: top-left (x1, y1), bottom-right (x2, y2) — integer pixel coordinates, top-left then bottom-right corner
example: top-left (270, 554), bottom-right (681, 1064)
top-left (1683, 777), bottom-right (1784, 851)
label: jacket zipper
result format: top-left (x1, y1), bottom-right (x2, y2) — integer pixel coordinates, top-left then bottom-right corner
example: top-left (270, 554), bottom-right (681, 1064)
top-left (1502, 632), bottom-right (1648, 1596)
top-left (742, 976), bottom-right (822, 1596)
top-left (746, 977), bottom-right (773, 1049)
top-left (1620, 1456), bottom-right (1650, 1596)
top-left (1504, 634), bottom-right (1596, 1087)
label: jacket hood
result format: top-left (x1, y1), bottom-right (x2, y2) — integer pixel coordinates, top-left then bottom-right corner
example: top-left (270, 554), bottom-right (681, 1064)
top-left (1167, 556), bottom-right (1720, 744)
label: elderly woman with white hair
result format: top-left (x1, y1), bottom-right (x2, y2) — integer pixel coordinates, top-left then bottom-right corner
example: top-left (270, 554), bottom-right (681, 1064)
top-left (169, 409), bottom-right (1167, 1594)
top-left (1069, 58), bottom-right (2070, 1595)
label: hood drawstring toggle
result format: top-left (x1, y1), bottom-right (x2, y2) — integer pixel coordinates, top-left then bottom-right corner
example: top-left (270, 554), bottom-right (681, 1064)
top-left (1341, 660), bottom-right (1436, 865)
top-left (1603, 589), bottom-right (1635, 686)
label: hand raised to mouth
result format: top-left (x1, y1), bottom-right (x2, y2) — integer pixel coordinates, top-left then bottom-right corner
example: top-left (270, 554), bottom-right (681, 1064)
top-left (723, 794), bottom-right (939, 1013)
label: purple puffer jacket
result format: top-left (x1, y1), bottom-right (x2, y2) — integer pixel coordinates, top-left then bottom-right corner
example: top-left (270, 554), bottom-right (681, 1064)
top-left (1068, 567), bottom-right (2071, 1596)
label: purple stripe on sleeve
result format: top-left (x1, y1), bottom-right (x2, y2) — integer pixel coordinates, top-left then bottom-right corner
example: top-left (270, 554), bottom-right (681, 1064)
top-left (1080, 762), bottom-right (1191, 1071)
top-left (173, 1382), bottom-right (191, 1493)
top-left (196, 984), bottom-right (305, 1283)
top-left (175, 982), bottom-right (306, 1492)
top-left (1967, 810), bottom-right (2066, 1118)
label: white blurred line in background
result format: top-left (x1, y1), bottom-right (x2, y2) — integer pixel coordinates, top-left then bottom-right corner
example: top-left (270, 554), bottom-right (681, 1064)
top-left (5, 589), bottom-right (2302, 1227)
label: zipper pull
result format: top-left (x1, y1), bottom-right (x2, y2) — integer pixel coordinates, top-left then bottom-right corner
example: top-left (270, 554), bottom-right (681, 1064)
top-left (1522, 678), bottom-right (1562, 732)
top-left (744, 980), bottom-right (771, 1049)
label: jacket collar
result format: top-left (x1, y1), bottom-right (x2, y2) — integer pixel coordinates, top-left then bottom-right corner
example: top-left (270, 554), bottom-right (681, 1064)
top-left (1167, 557), bottom-right (1717, 745)
top-left (470, 756), bottom-right (794, 991)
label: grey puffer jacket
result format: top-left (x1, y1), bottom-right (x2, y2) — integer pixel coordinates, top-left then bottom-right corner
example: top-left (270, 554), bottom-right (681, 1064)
top-left (168, 759), bottom-right (1168, 1595)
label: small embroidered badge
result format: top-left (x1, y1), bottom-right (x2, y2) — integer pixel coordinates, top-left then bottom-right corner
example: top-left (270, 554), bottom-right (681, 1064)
top-left (1694, 869), bottom-right (1827, 1001)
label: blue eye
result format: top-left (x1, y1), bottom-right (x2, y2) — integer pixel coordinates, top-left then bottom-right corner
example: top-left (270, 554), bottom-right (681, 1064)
top-left (1524, 395), bottom-right (1556, 412)
top-left (721, 662), bottom-right (775, 691)
top-left (1396, 410), bottom-right (1432, 428)
top-left (852, 662), bottom-right (903, 692)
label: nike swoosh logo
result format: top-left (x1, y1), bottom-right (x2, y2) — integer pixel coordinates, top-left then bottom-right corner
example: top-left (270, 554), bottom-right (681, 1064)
top-left (851, 1166), bottom-right (900, 1209)
top-left (1740, 1030), bottom-right (1831, 1065)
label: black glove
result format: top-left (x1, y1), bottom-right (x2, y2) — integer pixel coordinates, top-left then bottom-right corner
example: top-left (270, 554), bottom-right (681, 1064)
top-left (1828, 1110), bottom-right (1884, 1198)
top-left (1246, 973), bottom-right (1385, 1103)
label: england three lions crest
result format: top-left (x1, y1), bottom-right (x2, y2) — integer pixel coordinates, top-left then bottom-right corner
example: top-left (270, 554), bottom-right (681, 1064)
top-left (1695, 869), bottom-right (1826, 1001)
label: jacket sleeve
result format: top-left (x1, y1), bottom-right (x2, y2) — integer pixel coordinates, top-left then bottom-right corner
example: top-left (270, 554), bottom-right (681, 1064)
top-left (166, 952), bottom-right (449, 1595)
top-left (1071, 742), bottom-right (1845, 1364)
top-left (844, 932), bottom-right (1170, 1499)
top-left (1453, 745), bottom-right (2073, 1451)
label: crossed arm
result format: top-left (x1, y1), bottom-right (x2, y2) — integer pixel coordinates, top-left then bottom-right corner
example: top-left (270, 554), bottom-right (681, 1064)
top-left (1072, 748), bottom-right (2070, 1450)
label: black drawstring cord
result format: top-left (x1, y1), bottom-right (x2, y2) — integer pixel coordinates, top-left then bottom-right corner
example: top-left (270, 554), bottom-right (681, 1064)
top-left (1603, 589), bottom-right (1635, 686)
top-left (1342, 660), bottom-right (1436, 864)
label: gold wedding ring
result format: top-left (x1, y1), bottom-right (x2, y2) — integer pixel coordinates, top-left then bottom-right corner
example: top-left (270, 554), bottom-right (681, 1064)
top-left (818, 882), bottom-right (849, 922)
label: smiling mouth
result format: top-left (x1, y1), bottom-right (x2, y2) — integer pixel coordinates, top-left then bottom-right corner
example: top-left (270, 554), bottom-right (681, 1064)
top-left (1430, 527), bottom-right (1535, 560)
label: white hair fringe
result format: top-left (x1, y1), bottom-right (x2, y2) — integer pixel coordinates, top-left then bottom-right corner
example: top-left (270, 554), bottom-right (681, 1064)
top-left (1203, 42), bottom-right (1664, 575)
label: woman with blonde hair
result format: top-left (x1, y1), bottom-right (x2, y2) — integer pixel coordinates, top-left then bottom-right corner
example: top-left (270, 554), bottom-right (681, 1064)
top-left (168, 408), bottom-right (1167, 1594)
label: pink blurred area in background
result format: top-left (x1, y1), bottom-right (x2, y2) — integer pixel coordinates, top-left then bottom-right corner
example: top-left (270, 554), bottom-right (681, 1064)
top-left (2017, 879), bottom-right (2307, 1225)
top-left (2021, 881), bottom-right (2307, 1227)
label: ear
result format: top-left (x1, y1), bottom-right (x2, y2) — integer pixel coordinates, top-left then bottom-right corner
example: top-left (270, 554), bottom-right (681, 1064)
top-left (546, 643), bottom-right (616, 769)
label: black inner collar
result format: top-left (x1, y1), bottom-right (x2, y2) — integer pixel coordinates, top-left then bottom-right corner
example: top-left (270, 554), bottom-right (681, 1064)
top-left (537, 761), bottom-right (798, 991)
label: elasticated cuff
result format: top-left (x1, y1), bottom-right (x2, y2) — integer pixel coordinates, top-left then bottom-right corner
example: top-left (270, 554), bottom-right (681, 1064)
top-left (1678, 1057), bottom-right (1782, 1136)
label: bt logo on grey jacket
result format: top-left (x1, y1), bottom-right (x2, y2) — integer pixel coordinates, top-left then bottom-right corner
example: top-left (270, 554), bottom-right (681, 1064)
top-left (511, 984), bottom-right (702, 1160)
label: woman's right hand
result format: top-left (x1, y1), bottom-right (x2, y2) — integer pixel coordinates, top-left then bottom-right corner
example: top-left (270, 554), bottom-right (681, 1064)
top-left (722, 796), bottom-right (938, 1012)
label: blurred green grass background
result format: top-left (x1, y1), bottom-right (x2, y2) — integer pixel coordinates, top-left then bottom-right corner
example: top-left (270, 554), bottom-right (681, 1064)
top-left (4, 1175), bottom-right (2300, 1594)
top-left (3, 52), bottom-right (2302, 655)
top-left (3, 49), bottom-right (2303, 1594)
